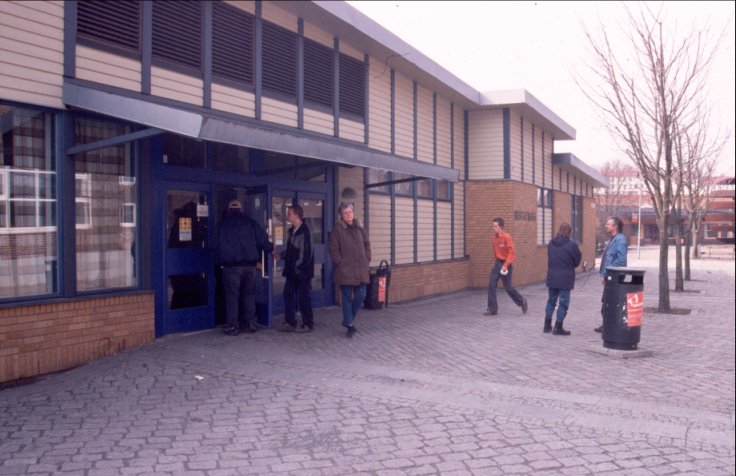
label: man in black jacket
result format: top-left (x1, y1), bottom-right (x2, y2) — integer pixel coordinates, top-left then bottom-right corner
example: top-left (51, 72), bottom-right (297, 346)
top-left (276, 205), bottom-right (315, 332)
top-left (216, 199), bottom-right (273, 336)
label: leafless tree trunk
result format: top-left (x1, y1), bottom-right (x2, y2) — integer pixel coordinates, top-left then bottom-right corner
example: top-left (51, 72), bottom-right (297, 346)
top-left (578, 5), bottom-right (722, 311)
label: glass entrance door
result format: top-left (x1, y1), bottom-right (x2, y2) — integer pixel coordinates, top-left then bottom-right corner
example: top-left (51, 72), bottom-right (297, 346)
top-left (271, 190), bottom-right (330, 314)
top-left (163, 186), bottom-right (213, 334)
top-left (212, 186), bottom-right (273, 328)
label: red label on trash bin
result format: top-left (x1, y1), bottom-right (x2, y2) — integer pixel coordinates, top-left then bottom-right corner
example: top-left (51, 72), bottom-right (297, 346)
top-left (378, 276), bottom-right (386, 302)
top-left (626, 292), bottom-right (644, 327)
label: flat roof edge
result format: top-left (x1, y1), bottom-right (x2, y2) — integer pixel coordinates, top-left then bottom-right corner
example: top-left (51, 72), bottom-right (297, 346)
top-left (553, 153), bottom-right (608, 187)
top-left (479, 89), bottom-right (576, 140)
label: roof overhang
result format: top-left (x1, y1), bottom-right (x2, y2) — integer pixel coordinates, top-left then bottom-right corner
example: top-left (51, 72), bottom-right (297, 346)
top-left (63, 81), bottom-right (459, 182)
top-left (552, 153), bottom-right (608, 188)
top-left (478, 90), bottom-right (576, 141)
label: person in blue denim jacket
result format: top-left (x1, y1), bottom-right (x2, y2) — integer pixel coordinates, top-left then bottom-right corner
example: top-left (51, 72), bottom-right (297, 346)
top-left (594, 216), bottom-right (628, 333)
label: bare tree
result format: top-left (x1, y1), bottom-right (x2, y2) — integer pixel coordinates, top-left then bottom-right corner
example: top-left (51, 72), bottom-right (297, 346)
top-left (675, 106), bottom-right (728, 278)
top-left (578, 4), bottom-right (722, 311)
top-left (594, 160), bottom-right (637, 247)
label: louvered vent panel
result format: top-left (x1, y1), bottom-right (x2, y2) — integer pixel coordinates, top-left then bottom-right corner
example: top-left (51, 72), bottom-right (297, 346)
top-left (212, 1), bottom-right (254, 84)
top-left (262, 21), bottom-right (296, 97)
top-left (303, 38), bottom-right (333, 108)
top-left (152, 0), bottom-right (202, 70)
top-left (78, 0), bottom-right (140, 50)
top-left (339, 54), bottom-right (365, 117)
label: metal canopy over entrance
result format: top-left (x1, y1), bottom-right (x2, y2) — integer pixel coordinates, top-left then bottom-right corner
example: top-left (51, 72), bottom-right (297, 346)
top-left (63, 82), bottom-right (460, 182)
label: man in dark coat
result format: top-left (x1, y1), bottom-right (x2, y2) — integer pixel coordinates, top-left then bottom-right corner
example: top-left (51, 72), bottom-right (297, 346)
top-left (544, 222), bottom-right (582, 335)
top-left (277, 205), bottom-right (315, 332)
top-left (216, 199), bottom-right (273, 336)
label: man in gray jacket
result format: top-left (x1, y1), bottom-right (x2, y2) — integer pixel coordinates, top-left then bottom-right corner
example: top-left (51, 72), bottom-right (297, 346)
top-left (328, 203), bottom-right (371, 338)
top-left (277, 205), bottom-right (315, 332)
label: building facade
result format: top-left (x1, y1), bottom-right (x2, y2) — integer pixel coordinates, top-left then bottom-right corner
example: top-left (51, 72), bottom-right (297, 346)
top-left (0, 0), bottom-right (604, 384)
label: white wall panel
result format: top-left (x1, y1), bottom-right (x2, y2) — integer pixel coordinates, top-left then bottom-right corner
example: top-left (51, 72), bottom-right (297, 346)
top-left (454, 181), bottom-right (465, 259)
top-left (212, 83), bottom-right (255, 117)
top-left (304, 107), bottom-right (334, 136)
top-left (393, 72), bottom-right (414, 159)
top-left (394, 197), bottom-right (414, 264)
top-left (151, 66), bottom-right (203, 106)
top-left (437, 202), bottom-right (452, 260)
top-left (224, 0), bottom-right (255, 14)
top-left (261, 1), bottom-right (297, 31)
top-left (367, 57), bottom-right (391, 153)
top-left (368, 195), bottom-right (391, 267)
top-left (454, 106), bottom-right (465, 176)
top-left (468, 109), bottom-right (503, 179)
top-left (416, 85), bottom-right (433, 164)
top-left (261, 96), bottom-right (298, 127)
top-left (76, 45), bottom-right (141, 92)
top-left (339, 117), bottom-right (365, 143)
top-left (436, 96), bottom-right (452, 168)
top-left (0, 1), bottom-right (63, 108)
top-left (416, 200), bottom-right (434, 262)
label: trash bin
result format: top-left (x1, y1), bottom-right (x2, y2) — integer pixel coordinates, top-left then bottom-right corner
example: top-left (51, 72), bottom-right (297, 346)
top-left (601, 267), bottom-right (646, 350)
top-left (365, 260), bottom-right (391, 310)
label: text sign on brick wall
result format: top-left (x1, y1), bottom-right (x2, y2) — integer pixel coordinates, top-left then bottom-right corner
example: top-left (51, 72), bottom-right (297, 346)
top-left (514, 211), bottom-right (536, 221)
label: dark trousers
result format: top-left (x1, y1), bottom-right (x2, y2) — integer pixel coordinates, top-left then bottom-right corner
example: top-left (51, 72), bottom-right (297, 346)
top-left (283, 277), bottom-right (314, 327)
top-left (222, 266), bottom-right (256, 328)
top-left (487, 261), bottom-right (525, 313)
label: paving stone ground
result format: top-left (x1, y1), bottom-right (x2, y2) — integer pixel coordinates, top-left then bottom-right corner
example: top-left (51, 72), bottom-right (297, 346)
top-left (1, 246), bottom-right (734, 475)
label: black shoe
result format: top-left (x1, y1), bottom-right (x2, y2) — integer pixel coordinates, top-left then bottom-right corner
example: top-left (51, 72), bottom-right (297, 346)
top-left (483, 309), bottom-right (497, 316)
top-left (280, 321), bottom-right (297, 332)
top-left (223, 325), bottom-right (239, 336)
top-left (296, 324), bottom-right (314, 333)
top-left (553, 322), bottom-right (571, 336)
top-left (244, 321), bottom-right (257, 333)
top-left (543, 319), bottom-right (552, 333)
top-left (521, 299), bottom-right (528, 314)
top-left (346, 326), bottom-right (357, 338)
top-left (594, 325), bottom-right (603, 333)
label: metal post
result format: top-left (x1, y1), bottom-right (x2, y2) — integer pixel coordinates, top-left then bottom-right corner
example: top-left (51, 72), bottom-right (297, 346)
top-left (637, 173), bottom-right (642, 259)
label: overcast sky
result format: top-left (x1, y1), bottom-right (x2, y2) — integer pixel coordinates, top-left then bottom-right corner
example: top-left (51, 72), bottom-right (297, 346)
top-left (347, 1), bottom-right (736, 176)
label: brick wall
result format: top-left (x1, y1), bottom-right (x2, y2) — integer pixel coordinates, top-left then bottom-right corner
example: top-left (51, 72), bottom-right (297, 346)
top-left (384, 259), bottom-right (470, 303)
top-left (0, 292), bottom-right (154, 384)
top-left (466, 180), bottom-right (546, 288)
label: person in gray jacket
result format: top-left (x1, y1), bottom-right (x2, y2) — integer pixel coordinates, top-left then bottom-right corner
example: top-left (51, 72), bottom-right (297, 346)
top-left (328, 203), bottom-right (371, 338)
top-left (544, 222), bottom-right (582, 336)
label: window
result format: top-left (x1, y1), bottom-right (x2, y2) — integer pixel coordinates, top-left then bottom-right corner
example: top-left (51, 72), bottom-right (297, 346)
top-left (74, 117), bottom-right (137, 292)
top-left (304, 38), bottom-right (333, 109)
top-left (0, 105), bottom-right (57, 299)
top-left (212, 1), bottom-right (254, 86)
top-left (77, 0), bottom-right (140, 53)
top-left (537, 187), bottom-right (553, 245)
top-left (393, 173), bottom-right (414, 197)
top-left (436, 181), bottom-right (451, 201)
top-left (367, 169), bottom-right (390, 194)
top-left (339, 53), bottom-right (365, 118)
top-left (571, 195), bottom-right (583, 241)
top-left (152, 0), bottom-right (202, 71)
top-left (162, 134), bottom-right (205, 168)
top-left (262, 21), bottom-right (297, 98)
top-left (417, 179), bottom-right (433, 199)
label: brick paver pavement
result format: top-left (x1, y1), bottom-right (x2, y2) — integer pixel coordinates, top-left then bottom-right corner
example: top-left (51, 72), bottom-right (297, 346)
top-left (1, 247), bottom-right (734, 475)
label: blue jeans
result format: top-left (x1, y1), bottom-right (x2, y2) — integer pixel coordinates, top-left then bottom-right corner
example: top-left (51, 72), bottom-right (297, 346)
top-left (340, 285), bottom-right (367, 327)
top-left (545, 288), bottom-right (571, 322)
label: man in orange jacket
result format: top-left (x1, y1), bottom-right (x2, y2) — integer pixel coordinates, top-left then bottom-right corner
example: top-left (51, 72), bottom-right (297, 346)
top-left (485, 217), bottom-right (528, 316)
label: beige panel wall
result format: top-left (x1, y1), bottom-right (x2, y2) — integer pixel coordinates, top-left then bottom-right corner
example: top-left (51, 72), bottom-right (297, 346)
top-left (304, 107), bottom-right (334, 136)
top-left (436, 96), bottom-right (452, 168)
top-left (394, 197), bottom-right (414, 264)
top-left (437, 202), bottom-right (452, 260)
top-left (368, 194), bottom-right (391, 268)
top-left (416, 85), bottom-right (433, 164)
top-left (544, 133), bottom-right (554, 190)
top-left (76, 45), bottom-right (141, 92)
top-left (212, 83), bottom-right (255, 118)
top-left (151, 66), bottom-right (203, 106)
top-left (533, 124), bottom-right (545, 187)
top-left (339, 41), bottom-right (363, 61)
top-left (367, 57), bottom-right (391, 153)
top-left (523, 119), bottom-right (534, 184)
top-left (224, 0), bottom-right (255, 14)
top-left (509, 109), bottom-right (523, 182)
top-left (337, 166), bottom-right (365, 220)
top-left (339, 117), bottom-right (364, 143)
top-left (454, 181), bottom-right (465, 259)
top-left (468, 109), bottom-right (504, 179)
top-left (393, 72), bottom-right (414, 159)
top-left (261, 96), bottom-right (298, 128)
top-left (303, 21), bottom-right (332, 47)
top-left (261, 1), bottom-right (297, 31)
top-left (454, 106), bottom-right (465, 176)
top-left (0, 0), bottom-right (64, 108)
top-left (417, 200), bottom-right (434, 262)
